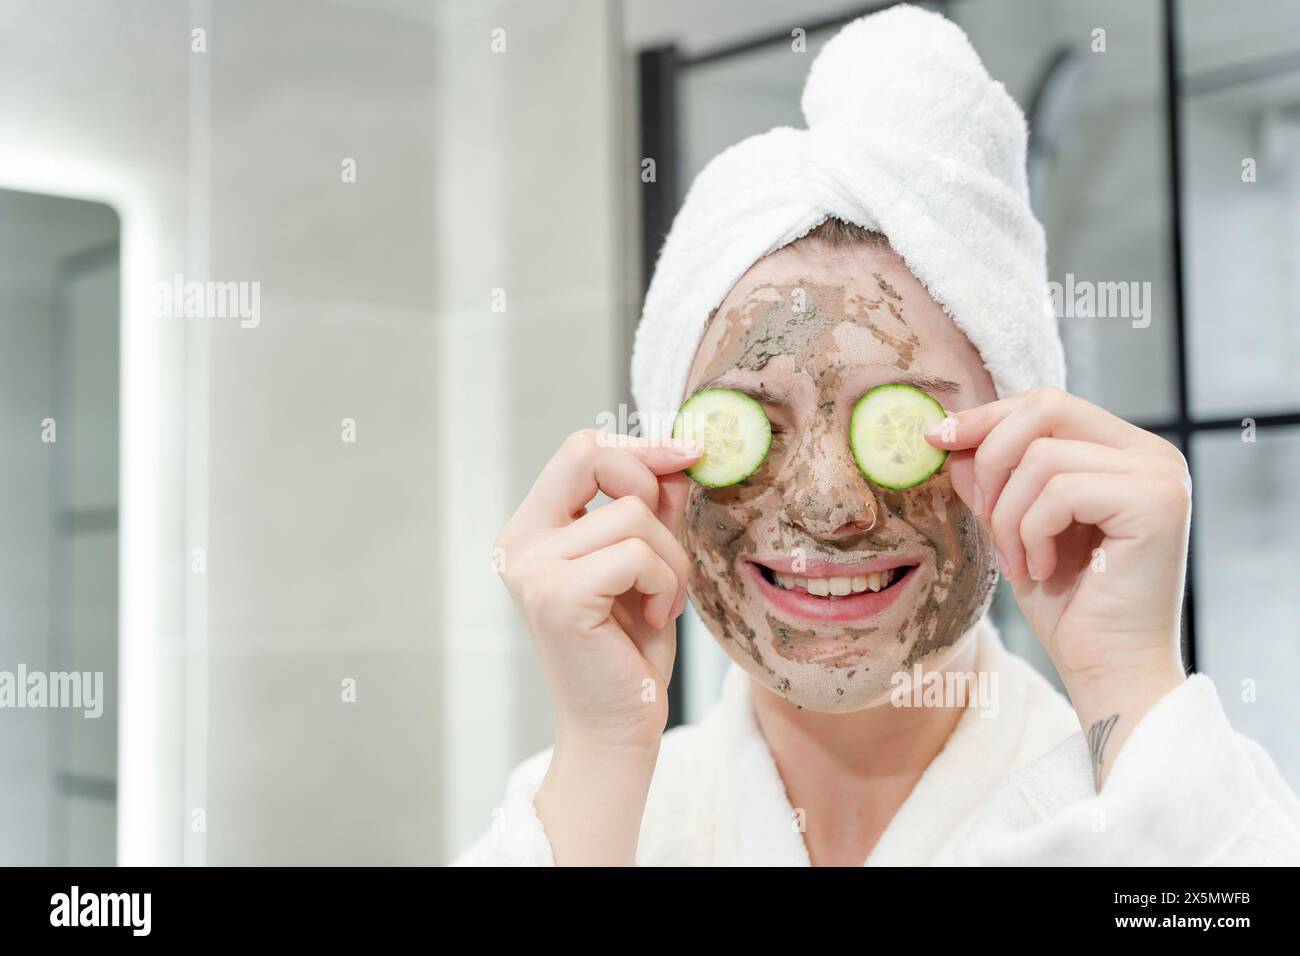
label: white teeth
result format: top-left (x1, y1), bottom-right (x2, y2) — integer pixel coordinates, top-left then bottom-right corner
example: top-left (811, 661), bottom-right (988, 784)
top-left (769, 567), bottom-right (906, 595)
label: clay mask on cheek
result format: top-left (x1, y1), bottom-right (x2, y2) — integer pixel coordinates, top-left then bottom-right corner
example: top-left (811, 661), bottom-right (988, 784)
top-left (876, 476), bottom-right (999, 669)
top-left (677, 278), bottom-right (997, 712)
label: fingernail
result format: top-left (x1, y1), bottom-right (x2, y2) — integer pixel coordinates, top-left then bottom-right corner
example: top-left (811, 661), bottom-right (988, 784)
top-left (925, 417), bottom-right (957, 441)
top-left (669, 439), bottom-right (703, 456)
top-left (971, 484), bottom-right (985, 516)
top-left (1026, 556), bottom-right (1041, 581)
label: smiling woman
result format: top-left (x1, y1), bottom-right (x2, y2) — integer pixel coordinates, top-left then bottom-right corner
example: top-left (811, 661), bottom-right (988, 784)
top-left (461, 5), bottom-right (1300, 868)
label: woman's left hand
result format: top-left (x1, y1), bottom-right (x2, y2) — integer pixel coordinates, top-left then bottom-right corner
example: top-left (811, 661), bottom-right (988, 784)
top-left (925, 387), bottom-right (1191, 787)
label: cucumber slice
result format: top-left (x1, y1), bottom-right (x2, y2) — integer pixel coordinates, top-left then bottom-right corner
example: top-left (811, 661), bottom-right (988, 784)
top-left (850, 384), bottom-right (949, 490)
top-left (673, 388), bottom-right (772, 488)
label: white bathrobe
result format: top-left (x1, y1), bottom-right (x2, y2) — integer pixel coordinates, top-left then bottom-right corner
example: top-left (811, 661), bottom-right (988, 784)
top-left (454, 619), bottom-right (1300, 866)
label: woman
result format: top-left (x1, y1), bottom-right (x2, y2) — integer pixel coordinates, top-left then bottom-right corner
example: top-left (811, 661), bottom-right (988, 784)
top-left (456, 6), bottom-right (1300, 866)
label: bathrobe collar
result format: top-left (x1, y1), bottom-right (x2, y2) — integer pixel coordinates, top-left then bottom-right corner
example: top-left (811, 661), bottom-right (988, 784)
top-left (709, 617), bottom-right (1045, 866)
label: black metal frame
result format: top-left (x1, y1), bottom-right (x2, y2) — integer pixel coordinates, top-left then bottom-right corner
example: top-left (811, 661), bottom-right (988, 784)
top-left (637, 44), bottom-right (686, 725)
top-left (637, 0), bottom-right (1298, 727)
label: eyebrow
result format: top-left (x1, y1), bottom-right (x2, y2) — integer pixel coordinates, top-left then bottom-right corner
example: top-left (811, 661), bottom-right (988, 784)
top-left (693, 380), bottom-right (786, 407)
top-left (889, 373), bottom-right (964, 394)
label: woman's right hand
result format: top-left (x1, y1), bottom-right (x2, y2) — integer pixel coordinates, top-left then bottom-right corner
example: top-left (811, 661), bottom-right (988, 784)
top-left (492, 429), bottom-right (700, 864)
top-left (495, 428), bottom-right (700, 748)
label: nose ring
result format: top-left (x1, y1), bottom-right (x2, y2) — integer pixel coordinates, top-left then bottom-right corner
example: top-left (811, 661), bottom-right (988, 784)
top-left (848, 500), bottom-right (878, 533)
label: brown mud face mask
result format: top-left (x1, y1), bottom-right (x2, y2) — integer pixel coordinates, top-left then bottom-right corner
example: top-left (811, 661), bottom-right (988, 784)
top-left (677, 278), bottom-right (998, 712)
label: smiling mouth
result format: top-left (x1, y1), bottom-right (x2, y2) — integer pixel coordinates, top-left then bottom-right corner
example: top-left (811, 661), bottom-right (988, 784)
top-left (745, 557), bottom-right (920, 625)
top-left (754, 564), bottom-right (913, 597)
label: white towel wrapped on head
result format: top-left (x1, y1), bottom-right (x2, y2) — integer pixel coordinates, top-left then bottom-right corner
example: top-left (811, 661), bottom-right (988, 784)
top-left (631, 4), bottom-right (1066, 437)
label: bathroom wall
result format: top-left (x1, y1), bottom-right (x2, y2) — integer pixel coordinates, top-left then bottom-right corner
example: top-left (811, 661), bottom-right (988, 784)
top-left (0, 0), bottom-right (627, 864)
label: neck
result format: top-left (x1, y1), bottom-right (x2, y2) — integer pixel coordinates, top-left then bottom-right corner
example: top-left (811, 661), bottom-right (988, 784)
top-left (748, 631), bottom-right (979, 864)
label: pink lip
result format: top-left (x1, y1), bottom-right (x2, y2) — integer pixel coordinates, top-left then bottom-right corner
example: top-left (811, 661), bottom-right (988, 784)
top-left (748, 555), bottom-right (920, 577)
top-left (745, 561), bottom-right (919, 624)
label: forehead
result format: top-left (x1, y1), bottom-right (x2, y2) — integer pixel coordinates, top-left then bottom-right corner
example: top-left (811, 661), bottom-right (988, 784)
top-left (685, 241), bottom-right (989, 398)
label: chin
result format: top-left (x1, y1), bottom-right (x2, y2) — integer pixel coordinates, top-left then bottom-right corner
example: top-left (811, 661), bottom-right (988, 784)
top-left (734, 651), bottom-right (901, 712)
top-left (722, 629), bottom-right (925, 712)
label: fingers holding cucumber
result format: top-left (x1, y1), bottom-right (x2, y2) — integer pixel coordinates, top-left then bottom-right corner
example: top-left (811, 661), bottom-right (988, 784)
top-left (515, 428), bottom-right (702, 535)
top-left (494, 428), bottom-right (703, 750)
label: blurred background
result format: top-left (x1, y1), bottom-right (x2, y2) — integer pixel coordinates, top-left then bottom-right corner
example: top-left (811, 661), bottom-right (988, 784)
top-left (0, 0), bottom-right (1296, 865)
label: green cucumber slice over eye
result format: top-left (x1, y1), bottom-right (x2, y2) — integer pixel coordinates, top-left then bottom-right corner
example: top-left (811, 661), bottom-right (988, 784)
top-left (850, 383), bottom-right (949, 490)
top-left (673, 388), bottom-right (772, 488)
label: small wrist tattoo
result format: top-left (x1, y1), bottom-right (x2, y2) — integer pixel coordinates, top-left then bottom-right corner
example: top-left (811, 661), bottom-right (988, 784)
top-left (1087, 714), bottom-right (1120, 791)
